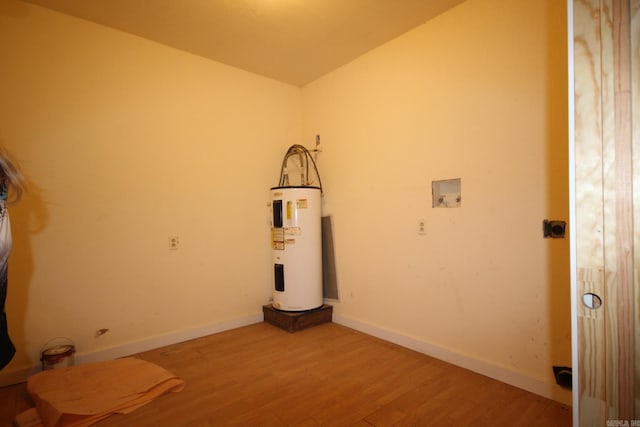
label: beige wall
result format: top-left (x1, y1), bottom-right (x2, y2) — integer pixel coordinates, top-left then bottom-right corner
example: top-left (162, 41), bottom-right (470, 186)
top-left (302, 0), bottom-right (570, 401)
top-left (0, 0), bottom-right (571, 402)
top-left (0, 0), bottom-right (300, 376)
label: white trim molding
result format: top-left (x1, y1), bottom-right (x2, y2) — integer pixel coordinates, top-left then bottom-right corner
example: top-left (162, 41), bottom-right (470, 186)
top-left (333, 313), bottom-right (572, 406)
top-left (0, 313), bottom-right (263, 387)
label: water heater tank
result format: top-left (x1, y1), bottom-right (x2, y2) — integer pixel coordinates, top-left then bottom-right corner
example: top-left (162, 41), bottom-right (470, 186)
top-left (270, 186), bottom-right (322, 311)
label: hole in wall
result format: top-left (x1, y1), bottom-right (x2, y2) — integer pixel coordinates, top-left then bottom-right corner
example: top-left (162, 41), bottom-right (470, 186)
top-left (582, 293), bottom-right (602, 310)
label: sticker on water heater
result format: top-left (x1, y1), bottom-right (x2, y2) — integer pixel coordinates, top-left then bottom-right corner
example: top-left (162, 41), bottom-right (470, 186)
top-left (286, 201), bottom-right (293, 220)
top-left (284, 227), bottom-right (301, 236)
top-left (285, 239), bottom-right (296, 245)
top-left (271, 228), bottom-right (285, 250)
top-left (296, 199), bottom-right (308, 208)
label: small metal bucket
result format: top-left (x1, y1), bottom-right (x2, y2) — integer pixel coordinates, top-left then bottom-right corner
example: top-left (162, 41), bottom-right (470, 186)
top-left (41, 338), bottom-right (75, 370)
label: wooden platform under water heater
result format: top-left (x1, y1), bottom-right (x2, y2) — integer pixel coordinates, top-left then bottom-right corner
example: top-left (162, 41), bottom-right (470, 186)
top-left (263, 304), bottom-right (333, 333)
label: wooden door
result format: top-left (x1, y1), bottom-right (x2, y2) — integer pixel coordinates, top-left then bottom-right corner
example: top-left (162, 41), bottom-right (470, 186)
top-left (571, 0), bottom-right (638, 425)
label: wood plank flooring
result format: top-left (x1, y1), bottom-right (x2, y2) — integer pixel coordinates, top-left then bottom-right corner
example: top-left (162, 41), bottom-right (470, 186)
top-left (0, 322), bottom-right (571, 426)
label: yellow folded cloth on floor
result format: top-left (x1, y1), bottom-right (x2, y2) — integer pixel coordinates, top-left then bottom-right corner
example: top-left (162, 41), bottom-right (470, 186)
top-left (13, 357), bottom-right (185, 427)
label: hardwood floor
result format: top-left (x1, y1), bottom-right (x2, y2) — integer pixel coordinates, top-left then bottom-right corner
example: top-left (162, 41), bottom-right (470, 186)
top-left (0, 322), bottom-right (571, 426)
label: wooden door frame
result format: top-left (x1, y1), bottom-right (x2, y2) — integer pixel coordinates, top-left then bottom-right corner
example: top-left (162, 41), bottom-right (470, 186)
top-left (569, 0), bottom-right (636, 424)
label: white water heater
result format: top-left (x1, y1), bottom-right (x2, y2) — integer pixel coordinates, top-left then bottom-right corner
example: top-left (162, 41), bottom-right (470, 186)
top-left (270, 186), bottom-right (323, 311)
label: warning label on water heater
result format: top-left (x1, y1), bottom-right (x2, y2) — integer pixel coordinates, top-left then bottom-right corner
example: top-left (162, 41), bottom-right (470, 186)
top-left (296, 199), bottom-right (308, 208)
top-left (271, 228), bottom-right (284, 250)
top-left (285, 227), bottom-right (301, 236)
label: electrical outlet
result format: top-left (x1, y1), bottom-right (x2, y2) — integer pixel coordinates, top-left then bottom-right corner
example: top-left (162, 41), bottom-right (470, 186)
top-left (417, 219), bottom-right (426, 235)
top-left (168, 235), bottom-right (180, 250)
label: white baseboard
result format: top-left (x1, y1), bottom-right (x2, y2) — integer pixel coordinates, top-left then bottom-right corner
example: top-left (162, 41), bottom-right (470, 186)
top-left (0, 365), bottom-right (41, 388)
top-left (332, 313), bottom-right (572, 406)
top-left (0, 313), bottom-right (263, 387)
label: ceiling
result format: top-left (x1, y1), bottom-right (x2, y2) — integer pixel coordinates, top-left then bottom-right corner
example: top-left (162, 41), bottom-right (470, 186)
top-left (22, 0), bottom-right (467, 86)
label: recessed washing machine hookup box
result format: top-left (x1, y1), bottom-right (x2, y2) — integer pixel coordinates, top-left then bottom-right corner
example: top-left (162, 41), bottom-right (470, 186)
top-left (432, 178), bottom-right (461, 208)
